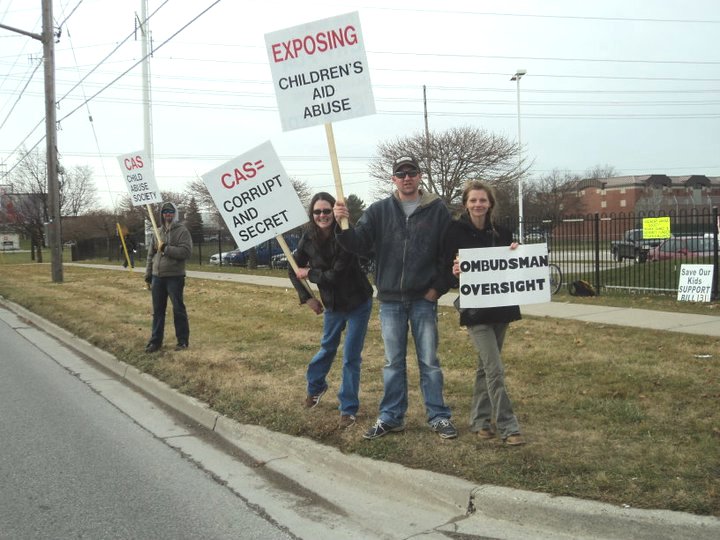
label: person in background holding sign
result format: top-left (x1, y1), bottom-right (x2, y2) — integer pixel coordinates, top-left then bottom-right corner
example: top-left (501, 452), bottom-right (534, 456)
top-left (289, 193), bottom-right (374, 430)
top-left (442, 181), bottom-right (525, 446)
top-left (144, 202), bottom-right (193, 353)
top-left (333, 155), bottom-right (458, 440)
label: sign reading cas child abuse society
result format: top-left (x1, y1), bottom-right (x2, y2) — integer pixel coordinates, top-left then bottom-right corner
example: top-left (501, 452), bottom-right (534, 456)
top-left (117, 151), bottom-right (161, 206)
top-left (201, 141), bottom-right (307, 251)
top-left (265, 11), bottom-right (375, 131)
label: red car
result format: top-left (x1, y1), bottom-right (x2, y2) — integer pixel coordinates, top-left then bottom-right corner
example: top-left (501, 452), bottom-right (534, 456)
top-left (646, 237), bottom-right (715, 262)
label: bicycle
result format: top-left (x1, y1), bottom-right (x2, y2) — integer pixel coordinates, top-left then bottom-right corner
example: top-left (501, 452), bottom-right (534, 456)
top-left (549, 263), bottom-right (563, 295)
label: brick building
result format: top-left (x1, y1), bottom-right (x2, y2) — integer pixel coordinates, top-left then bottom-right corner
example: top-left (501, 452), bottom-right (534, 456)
top-left (566, 174), bottom-right (720, 216)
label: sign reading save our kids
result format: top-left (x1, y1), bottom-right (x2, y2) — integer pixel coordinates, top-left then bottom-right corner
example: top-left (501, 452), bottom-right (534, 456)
top-left (116, 151), bottom-right (161, 206)
top-left (459, 244), bottom-right (552, 308)
top-left (201, 141), bottom-right (307, 251)
top-left (264, 11), bottom-right (375, 131)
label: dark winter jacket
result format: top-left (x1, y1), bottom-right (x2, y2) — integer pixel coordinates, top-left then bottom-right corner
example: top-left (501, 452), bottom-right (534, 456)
top-left (443, 213), bottom-right (522, 326)
top-left (145, 202), bottom-right (193, 279)
top-left (289, 232), bottom-right (373, 312)
top-left (336, 191), bottom-right (451, 302)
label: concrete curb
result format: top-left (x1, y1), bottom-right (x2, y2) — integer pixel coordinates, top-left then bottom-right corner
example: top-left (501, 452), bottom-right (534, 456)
top-left (3, 295), bottom-right (719, 539)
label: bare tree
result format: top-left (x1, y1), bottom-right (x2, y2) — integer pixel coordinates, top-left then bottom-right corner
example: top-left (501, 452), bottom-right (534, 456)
top-left (290, 177), bottom-right (312, 209)
top-left (527, 169), bottom-right (584, 219)
top-left (584, 164), bottom-right (620, 180)
top-left (369, 126), bottom-right (527, 209)
top-left (59, 164), bottom-right (99, 216)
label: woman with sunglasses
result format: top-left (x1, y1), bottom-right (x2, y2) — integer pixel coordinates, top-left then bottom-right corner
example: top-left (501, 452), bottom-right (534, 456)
top-left (288, 192), bottom-right (374, 430)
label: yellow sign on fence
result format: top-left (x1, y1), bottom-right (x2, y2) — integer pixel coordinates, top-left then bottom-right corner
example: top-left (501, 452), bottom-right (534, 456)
top-left (642, 217), bottom-right (671, 239)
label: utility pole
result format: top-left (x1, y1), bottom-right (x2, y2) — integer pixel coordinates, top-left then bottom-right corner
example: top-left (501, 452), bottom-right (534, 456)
top-left (43, 0), bottom-right (62, 282)
top-left (0, 0), bottom-right (63, 282)
top-left (422, 85), bottom-right (434, 194)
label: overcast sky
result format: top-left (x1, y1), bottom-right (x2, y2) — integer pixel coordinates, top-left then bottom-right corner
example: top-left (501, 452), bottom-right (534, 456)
top-left (1, 0), bottom-right (719, 210)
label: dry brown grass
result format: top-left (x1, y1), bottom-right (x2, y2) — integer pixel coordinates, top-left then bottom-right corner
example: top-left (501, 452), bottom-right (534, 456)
top-left (0, 263), bottom-right (718, 516)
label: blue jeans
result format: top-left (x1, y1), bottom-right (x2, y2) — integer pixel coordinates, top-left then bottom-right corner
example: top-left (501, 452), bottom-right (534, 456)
top-left (306, 298), bottom-right (372, 416)
top-left (149, 276), bottom-right (189, 346)
top-left (378, 299), bottom-right (451, 426)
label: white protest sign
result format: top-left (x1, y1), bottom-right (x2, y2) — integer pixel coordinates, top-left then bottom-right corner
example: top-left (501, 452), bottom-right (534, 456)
top-left (459, 244), bottom-right (552, 308)
top-left (201, 141), bottom-right (307, 251)
top-left (265, 11), bottom-right (375, 131)
top-left (116, 151), bottom-right (161, 206)
top-left (677, 264), bottom-right (713, 302)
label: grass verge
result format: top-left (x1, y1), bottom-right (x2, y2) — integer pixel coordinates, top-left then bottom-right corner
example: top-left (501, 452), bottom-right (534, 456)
top-left (0, 263), bottom-right (718, 516)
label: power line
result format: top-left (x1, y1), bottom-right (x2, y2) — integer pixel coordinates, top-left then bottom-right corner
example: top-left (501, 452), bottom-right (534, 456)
top-left (2, 0), bottom-right (223, 180)
top-left (0, 58), bottom-right (42, 131)
top-left (368, 6), bottom-right (720, 25)
top-left (56, 0), bottom-right (222, 125)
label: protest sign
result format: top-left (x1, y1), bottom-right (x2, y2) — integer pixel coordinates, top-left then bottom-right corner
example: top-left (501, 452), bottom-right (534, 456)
top-left (458, 244), bottom-right (552, 308)
top-left (265, 11), bottom-right (375, 131)
top-left (201, 141), bottom-right (307, 251)
top-left (642, 216), bottom-right (671, 239)
top-left (677, 264), bottom-right (713, 302)
top-left (117, 150), bottom-right (162, 242)
top-left (265, 12), bottom-right (375, 230)
top-left (117, 151), bottom-right (161, 206)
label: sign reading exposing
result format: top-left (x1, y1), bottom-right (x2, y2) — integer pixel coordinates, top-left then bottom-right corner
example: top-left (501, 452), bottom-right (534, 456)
top-left (117, 151), bottom-right (161, 206)
top-left (459, 244), bottom-right (552, 308)
top-left (265, 11), bottom-right (375, 131)
top-left (201, 141), bottom-right (307, 251)
top-left (677, 264), bottom-right (713, 302)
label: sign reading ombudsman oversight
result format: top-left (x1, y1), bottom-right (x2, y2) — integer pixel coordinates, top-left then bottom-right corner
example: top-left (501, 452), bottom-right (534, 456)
top-left (117, 151), bottom-right (161, 206)
top-left (459, 244), bottom-right (552, 308)
top-left (201, 141), bottom-right (307, 251)
top-left (265, 11), bottom-right (375, 131)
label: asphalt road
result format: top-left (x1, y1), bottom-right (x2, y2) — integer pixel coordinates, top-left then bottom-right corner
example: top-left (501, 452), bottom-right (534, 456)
top-left (0, 313), bottom-right (292, 540)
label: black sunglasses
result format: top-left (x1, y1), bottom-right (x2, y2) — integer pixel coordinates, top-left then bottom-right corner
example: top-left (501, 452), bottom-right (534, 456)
top-left (312, 208), bottom-right (333, 216)
top-left (394, 169), bottom-right (419, 179)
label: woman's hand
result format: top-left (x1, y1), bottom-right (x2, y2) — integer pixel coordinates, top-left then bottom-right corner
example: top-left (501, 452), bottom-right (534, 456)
top-left (306, 298), bottom-right (324, 315)
top-left (295, 267), bottom-right (310, 280)
top-left (452, 255), bottom-right (461, 277)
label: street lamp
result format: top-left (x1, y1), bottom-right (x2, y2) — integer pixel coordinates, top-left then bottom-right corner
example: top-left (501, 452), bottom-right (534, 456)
top-left (511, 69), bottom-right (526, 242)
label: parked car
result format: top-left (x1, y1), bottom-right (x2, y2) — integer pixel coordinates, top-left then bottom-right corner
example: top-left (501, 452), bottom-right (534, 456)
top-left (209, 251), bottom-right (233, 265)
top-left (270, 252), bottom-right (289, 269)
top-left (523, 227), bottom-right (549, 243)
top-left (610, 228), bottom-right (665, 263)
top-left (223, 250), bottom-right (247, 266)
top-left (646, 237), bottom-right (715, 262)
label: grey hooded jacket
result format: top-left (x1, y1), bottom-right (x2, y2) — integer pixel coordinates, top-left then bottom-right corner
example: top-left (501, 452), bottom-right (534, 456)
top-left (145, 202), bottom-right (193, 279)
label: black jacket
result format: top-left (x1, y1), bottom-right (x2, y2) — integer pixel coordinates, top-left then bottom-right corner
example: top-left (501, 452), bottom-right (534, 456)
top-left (289, 232), bottom-right (373, 312)
top-left (443, 214), bottom-right (521, 326)
top-left (336, 191), bottom-right (451, 302)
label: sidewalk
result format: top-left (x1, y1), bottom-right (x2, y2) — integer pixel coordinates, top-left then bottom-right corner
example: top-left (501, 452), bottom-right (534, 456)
top-left (18, 263), bottom-right (712, 536)
top-left (73, 263), bottom-right (720, 337)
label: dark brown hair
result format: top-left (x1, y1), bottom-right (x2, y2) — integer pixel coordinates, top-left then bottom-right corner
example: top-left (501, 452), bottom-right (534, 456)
top-left (306, 192), bottom-right (336, 244)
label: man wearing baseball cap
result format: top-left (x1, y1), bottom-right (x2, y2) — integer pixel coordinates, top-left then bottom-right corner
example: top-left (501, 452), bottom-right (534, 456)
top-left (333, 154), bottom-right (457, 440)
